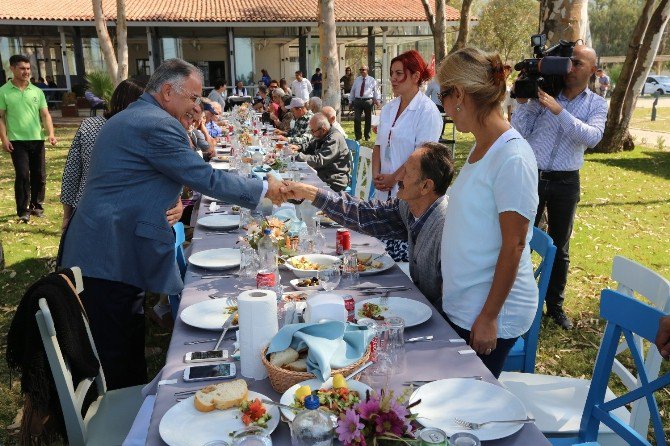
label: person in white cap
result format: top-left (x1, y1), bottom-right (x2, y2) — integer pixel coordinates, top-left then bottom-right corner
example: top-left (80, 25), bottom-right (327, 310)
top-left (273, 97), bottom-right (313, 150)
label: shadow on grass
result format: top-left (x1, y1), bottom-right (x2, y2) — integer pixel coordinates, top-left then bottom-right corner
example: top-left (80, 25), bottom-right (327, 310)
top-left (579, 198), bottom-right (670, 208)
top-left (589, 150), bottom-right (670, 181)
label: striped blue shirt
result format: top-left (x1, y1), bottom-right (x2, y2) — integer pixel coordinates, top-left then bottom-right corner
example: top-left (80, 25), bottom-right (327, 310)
top-left (511, 88), bottom-right (608, 171)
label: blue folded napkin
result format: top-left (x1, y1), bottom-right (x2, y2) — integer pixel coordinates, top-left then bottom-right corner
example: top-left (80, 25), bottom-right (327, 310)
top-left (273, 207), bottom-right (305, 235)
top-left (266, 321), bottom-right (374, 382)
top-left (252, 167), bottom-right (281, 181)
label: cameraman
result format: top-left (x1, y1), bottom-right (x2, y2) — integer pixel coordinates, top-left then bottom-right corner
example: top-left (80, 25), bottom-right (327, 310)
top-left (511, 45), bottom-right (608, 330)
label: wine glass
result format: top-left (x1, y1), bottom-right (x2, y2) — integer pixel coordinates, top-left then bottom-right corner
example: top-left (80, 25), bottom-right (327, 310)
top-left (318, 267), bottom-right (341, 291)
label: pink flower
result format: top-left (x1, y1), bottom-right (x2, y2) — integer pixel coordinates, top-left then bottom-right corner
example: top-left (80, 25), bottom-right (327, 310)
top-left (356, 396), bottom-right (381, 421)
top-left (336, 409), bottom-right (365, 445)
top-left (374, 410), bottom-right (405, 437)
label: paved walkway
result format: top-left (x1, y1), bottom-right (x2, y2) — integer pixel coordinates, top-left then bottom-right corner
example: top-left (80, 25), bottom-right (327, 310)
top-left (50, 108), bottom-right (89, 127)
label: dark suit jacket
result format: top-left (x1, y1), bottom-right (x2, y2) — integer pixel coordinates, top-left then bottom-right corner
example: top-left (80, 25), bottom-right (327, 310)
top-left (60, 93), bottom-right (264, 294)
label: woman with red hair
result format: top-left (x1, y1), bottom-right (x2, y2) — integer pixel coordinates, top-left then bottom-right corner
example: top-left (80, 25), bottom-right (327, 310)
top-left (373, 50), bottom-right (442, 200)
top-left (373, 50), bottom-right (443, 260)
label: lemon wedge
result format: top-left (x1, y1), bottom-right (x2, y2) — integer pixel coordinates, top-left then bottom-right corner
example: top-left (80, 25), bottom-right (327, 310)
top-left (332, 373), bottom-right (347, 389)
top-left (295, 385), bottom-right (312, 402)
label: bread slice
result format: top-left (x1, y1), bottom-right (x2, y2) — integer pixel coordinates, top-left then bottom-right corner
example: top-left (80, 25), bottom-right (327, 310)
top-left (269, 347), bottom-right (299, 367)
top-left (284, 358), bottom-right (308, 372)
top-left (193, 379), bottom-right (249, 412)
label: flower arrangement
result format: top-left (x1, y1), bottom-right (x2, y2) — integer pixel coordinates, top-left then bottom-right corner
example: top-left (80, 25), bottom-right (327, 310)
top-left (241, 216), bottom-right (297, 257)
top-left (336, 389), bottom-right (420, 446)
top-left (238, 130), bottom-right (253, 146)
top-left (235, 103), bottom-right (251, 122)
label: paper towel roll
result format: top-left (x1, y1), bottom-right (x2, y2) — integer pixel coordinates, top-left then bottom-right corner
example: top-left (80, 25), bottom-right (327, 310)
top-left (238, 289), bottom-right (278, 379)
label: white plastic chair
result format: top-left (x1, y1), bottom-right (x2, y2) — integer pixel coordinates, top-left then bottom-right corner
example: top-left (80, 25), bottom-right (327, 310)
top-left (353, 145), bottom-right (375, 201)
top-left (35, 274), bottom-right (144, 446)
top-left (499, 256), bottom-right (670, 445)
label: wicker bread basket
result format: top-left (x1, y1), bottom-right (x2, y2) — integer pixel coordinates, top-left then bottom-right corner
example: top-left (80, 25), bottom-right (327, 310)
top-left (261, 345), bottom-right (371, 393)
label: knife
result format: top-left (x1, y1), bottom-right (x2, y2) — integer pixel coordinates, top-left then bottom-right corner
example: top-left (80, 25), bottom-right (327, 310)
top-left (214, 311), bottom-right (238, 351)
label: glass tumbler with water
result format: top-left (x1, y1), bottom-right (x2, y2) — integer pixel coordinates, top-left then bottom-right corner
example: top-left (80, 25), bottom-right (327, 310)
top-left (379, 316), bottom-right (406, 374)
top-left (341, 249), bottom-right (360, 287)
top-left (318, 267), bottom-right (341, 291)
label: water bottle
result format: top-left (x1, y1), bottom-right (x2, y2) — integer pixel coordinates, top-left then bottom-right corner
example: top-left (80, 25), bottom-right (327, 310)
top-left (252, 148), bottom-right (263, 168)
top-left (290, 395), bottom-right (334, 446)
top-left (257, 228), bottom-right (278, 290)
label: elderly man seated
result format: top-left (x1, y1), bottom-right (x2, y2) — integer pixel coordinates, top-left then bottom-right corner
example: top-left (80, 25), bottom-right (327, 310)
top-left (292, 113), bottom-right (350, 191)
top-left (203, 102), bottom-right (222, 138)
top-left (322, 105), bottom-right (347, 138)
top-left (282, 141), bottom-right (453, 307)
top-left (274, 98), bottom-right (313, 150)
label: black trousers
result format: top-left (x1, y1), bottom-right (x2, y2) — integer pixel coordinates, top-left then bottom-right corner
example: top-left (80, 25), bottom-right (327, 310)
top-left (445, 316), bottom-right (518, 379)
top-left (353, 98), bottom-right (373, 140)
top-left (10, 140), bottom-right (46, 217)
top-left (79, 276), bottom-right (147, 390)
top-left (535, 171), bottom-right (580, 315)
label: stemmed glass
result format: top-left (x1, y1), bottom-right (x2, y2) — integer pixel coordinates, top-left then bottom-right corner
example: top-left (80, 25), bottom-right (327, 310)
top-left (318, 267), bottom-right (341, 291)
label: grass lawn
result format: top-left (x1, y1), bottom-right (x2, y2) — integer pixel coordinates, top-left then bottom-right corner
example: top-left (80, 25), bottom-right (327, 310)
top-left (0, 120), bottom-right (668, 443)
top-left (629, 106), bottom-right (670, 133)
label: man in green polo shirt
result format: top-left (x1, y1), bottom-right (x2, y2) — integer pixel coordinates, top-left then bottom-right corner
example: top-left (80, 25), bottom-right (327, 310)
top-left (0, 54), bottom-right (57, 222)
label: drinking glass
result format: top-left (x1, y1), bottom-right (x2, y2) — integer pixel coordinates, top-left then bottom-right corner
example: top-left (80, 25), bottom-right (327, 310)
top-left (379, 317), bottom-right (406, 374)
top-left (239, 244), bottom-right (259, 278)
top-left (341, 249), bottom-right (360, 287)
top-left (318, 267), bottom-right (341, 291)
top-left (239, 208), bottom-right (252, 231)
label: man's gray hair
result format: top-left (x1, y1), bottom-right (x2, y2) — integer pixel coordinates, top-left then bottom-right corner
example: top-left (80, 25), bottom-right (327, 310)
top-left (308, 96), bottom-right (323, 112)
top-left (272, 88), bottom-right (286, 97)
top-left (146, 58), bottom-right (203, 94)
top-left (310, 113), bottom-right (331, 130)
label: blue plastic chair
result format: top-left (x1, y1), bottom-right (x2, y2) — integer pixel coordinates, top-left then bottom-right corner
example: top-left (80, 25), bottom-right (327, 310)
top-left (574, 289), bottom-right (670, 446)
top-left (502, 226), bottom-right (557, 373)
top-left (168, 222), bottom-right (187, 320)
top-left (345, 138), bottom-right (361, 194)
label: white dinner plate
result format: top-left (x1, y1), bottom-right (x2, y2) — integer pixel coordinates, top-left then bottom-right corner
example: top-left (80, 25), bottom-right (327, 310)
top-left (159, 391), bottom-right (280, 446)
top-left (316, 213), bottom-right (338, 226)
top-left (355, 252), bottom-right (395, 276)
top-left (197, 215), bottom-right (240, 230)
top-left (189, 248), bottom-right (241, 270)
top-left (409, 378), bottom-right (528, 441)
top-left (180, 298), bottom-right (238, 330)
top-left (354, 297), bottom-right (431, 328)
top-left (279, 377), bottom-right (373, 422)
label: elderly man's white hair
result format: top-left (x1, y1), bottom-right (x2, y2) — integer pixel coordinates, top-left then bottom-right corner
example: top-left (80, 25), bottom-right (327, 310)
top-left (321, 106), bottom-right (336, 123)
top-left (310, 112), bottom-right (331, 130)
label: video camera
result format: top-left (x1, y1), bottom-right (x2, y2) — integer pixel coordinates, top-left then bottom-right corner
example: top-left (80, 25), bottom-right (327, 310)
top-left (512, 34), bottom-right (576, 99)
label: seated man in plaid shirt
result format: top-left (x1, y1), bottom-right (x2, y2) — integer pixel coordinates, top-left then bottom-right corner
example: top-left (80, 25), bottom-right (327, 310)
top-left (273, 98), bottom-right (313, 150)
top-left (282, 141), bottom-right (453, 308)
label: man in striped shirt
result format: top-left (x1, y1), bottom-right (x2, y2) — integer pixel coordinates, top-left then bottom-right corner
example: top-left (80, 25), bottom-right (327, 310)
top-left (512, 45), bottom-right (608, 330)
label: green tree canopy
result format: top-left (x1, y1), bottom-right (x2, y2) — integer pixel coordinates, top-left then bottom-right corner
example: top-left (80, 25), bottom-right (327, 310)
top-left (471, 0), bottom-right (540, 64)
top-left (589, 0), bottom-right (646, 56)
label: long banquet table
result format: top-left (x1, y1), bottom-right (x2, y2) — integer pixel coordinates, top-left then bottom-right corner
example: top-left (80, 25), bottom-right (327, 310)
top-left (145, 165), bottom-right (550, 446)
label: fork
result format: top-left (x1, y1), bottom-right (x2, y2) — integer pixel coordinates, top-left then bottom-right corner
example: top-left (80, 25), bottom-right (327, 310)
top-left (379, 289), bottom-right (392, 307)
top-left (453, 417), bottom-right (535, 430)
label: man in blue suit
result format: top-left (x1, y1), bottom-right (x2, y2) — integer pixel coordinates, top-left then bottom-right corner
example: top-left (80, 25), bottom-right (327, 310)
top-left (60, 59), bottom-right (285, 389)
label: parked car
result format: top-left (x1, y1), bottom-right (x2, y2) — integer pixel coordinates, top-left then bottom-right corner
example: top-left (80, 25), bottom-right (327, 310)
top-left (642, 75), bottom-right (670, 95)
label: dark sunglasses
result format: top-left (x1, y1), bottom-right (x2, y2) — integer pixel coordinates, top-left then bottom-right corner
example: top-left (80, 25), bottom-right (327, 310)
top-left (437, 87), bottom-right (454, 101)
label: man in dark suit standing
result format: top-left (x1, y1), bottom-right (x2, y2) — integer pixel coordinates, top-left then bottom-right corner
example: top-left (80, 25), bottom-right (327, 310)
top-left (60, 59), bottom-right (285, 389)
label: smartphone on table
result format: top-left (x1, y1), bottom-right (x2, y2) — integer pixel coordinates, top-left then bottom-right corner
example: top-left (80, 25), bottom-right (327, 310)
top-left (183, 362), bottom-right (236, 382)
top-left (184, 350), bottom-right (229, 363)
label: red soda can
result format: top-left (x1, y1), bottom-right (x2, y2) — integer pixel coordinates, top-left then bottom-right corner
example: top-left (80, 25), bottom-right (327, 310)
top-left (256, 270), bottom-right (276, 288)
top-left (336, 228), bottom-right (351, 255)
top-left (357, 318), bottom-right (379, 362)
top-left (229, 125), bottom-right (234, 133)
top-left (343, 296), bottom-right (356, 322)
top-left (368, 337), bottom-right (378, 362)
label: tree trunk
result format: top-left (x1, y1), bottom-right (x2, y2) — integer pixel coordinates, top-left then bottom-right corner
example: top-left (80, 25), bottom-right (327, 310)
top-left (92, 0), bottom-right (118, 83)
top-left (542, 0), bottom-right (590, 44)
top-left (451, 0), bottom-right (474, 53)
top-left (420, 0), bottom-right (448, 61)
top-left (318, 0), bottom-right (340, 113)
top-left (116, 0), bottom-right (128, 84)
top-left (594, 0), bottom-right (670, 153)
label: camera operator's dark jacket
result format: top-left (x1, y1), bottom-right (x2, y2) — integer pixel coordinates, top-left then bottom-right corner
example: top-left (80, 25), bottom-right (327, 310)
top-left (296, 127), bottom-right (351, 192)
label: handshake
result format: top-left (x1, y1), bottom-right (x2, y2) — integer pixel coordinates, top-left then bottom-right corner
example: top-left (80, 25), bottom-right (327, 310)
top-left (264, 174), bottom-right (320, 205)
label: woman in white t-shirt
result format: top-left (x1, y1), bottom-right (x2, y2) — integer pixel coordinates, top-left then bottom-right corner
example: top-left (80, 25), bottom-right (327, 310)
top-left (436, 47), bottom-right (539, 378)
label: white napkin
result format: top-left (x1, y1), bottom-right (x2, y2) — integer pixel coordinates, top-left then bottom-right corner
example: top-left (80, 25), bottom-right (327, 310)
top-left (208, 202), bottom-right (219, 212)
top-left (122, 395), bottom-right (156, 446)
top-left (350, 282), bottom-right (381, 289)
